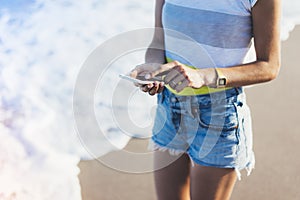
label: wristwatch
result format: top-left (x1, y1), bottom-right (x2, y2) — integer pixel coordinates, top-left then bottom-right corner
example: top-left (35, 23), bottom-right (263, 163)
top-left (215, 68), bottom-right (227, 88)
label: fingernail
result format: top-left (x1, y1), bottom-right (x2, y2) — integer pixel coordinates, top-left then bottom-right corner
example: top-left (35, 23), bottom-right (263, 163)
top-left (145, 74), bottom-right (151, 80)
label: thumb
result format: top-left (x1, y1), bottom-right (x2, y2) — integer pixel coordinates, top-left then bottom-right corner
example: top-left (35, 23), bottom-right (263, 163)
top-left (144, 73), bottom-right (152, 80)
top-left (129, 69), bottom-right (138, 78)
top-left (129, 63), bottom-right (148, 77)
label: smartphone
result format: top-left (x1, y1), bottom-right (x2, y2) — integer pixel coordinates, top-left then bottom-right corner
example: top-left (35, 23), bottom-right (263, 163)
top-left (119, 74), bottom-right (155, 85)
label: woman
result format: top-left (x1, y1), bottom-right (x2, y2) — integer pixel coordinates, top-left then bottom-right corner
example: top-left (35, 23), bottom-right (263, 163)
top-left (130, 0), bottom-right (281, 199)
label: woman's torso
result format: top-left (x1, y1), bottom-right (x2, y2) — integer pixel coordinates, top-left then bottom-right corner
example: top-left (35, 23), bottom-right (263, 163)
top-left (162, 0), bottom-right (257, 68)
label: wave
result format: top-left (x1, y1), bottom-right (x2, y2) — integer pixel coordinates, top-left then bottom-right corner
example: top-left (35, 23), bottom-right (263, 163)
top-left (0, 0), bottom-right (299, 199)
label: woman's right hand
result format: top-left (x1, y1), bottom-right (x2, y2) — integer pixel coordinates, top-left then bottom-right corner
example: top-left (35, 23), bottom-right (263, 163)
top-left (130, 63), bottom-right (165, 96)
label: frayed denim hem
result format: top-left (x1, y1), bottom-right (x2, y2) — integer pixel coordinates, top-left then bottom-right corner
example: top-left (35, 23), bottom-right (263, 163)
top-left (148, 140), bottom-right (255, 180)
top-left (235, 152), bottom-right (255, 180)
top-left (148, 139), bottom-right (186, 156)
top-left (148, 140), bottom-right (198, 167)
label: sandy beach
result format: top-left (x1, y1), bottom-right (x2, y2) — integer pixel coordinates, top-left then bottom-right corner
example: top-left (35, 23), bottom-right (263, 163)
top-left (78, 26), bottom-right (300, 200)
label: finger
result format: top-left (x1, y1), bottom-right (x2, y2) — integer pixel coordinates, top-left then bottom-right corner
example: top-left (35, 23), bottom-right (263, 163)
top-left (164, 69), bottom-right (181, 84)
top-left (168, 73), bottom-right (186, 89)
top-left (130, 63), bottom-right (149, 78)
top-left (162, 60), bottom-right (182, 70)
top-left (157, 82), bottom-right (165, 93)
top-left (145, 61), bottom-right (180, 80)
top-left (140, 85), bottom-right (149, 92)
top-left (174, 79), bottom-right (189, 93)
top-left (140, 83), bottom-right (153, 92)
top-left (172, 73), bottom-right (187, 85)
top-left (136, 71), bottom-right (149, 78)
top-left (148, 82), bottom-right (159, 96)
top-left (129, 69), bottom-right (138, 78)
top-left (173, 65), bottom-right (185, 73)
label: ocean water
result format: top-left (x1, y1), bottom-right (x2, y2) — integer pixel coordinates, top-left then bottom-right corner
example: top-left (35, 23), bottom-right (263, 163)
top-left (0, 0), bottom-right (299, 199)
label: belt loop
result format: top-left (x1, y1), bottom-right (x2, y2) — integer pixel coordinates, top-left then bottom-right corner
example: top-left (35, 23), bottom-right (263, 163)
top-left (234, 87), bottom-right (244, 104)
top-left (234, 87), bottom-right (241, 95)
top-left (186, 96), bottom-right (195, 118)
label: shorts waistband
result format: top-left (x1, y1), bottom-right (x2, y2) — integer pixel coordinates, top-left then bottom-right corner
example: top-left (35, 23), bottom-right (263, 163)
top-left (165, 85), bottom-right (233, 96)
top-left (162, 87), bottom-right (243, 103)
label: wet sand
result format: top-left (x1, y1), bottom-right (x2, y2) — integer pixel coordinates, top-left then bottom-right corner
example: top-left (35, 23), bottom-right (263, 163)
top-left (78, 26), bottom-right (300, 200)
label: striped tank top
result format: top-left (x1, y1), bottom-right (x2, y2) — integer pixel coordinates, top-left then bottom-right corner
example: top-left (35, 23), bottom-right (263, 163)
top-left (162, 0), bottom-right (258, 69)
top-left (162, 0), bottom-right (258, 95)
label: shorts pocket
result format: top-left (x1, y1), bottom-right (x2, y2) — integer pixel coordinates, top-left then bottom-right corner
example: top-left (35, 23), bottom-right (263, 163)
top-left (194, 100), bottom-right (239, 132)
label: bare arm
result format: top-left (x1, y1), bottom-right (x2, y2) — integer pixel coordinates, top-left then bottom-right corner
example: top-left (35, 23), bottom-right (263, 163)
top-left (211, 0), bottom-right (281, 87)
top-left (130, 0), bottom-right (166, 95)
top-left (145, 0), bottom-right (166, 64)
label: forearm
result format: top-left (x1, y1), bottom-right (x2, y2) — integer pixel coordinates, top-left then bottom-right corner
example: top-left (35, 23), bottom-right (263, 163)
top-left (200, 60), bottom-right (281, 87)
top-left (223, 60), bottom-right (280, 87)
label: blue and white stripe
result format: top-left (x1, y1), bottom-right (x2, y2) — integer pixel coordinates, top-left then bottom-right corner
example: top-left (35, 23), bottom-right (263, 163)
top-left (162, 0), bottom-right (259, 68)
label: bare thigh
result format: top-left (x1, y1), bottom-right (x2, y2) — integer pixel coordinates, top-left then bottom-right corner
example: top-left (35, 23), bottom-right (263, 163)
top-left (154, 151), bottom-right (191, 200)
top-left (190, 164), bottom-right (237, 200)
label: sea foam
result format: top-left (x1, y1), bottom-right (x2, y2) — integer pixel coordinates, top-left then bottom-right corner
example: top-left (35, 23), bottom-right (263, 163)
top-left (0, 0), bottom-right (299, 199)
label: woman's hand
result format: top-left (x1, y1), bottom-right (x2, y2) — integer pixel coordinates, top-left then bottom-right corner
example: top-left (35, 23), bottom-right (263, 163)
top-left (146, 61), bottom-right (207, 92)
top-left (130, 61), bottom-right (214, 94)
top-left (130, 63), bottom-right (165, 96)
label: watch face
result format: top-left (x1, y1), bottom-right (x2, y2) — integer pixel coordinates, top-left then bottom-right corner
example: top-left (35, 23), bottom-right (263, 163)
top-left (218, 78), bottom-right (226, 86)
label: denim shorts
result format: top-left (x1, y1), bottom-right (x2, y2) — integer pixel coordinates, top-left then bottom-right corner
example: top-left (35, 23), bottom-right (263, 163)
top-left (150, 87), bottom-right (255, 179)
